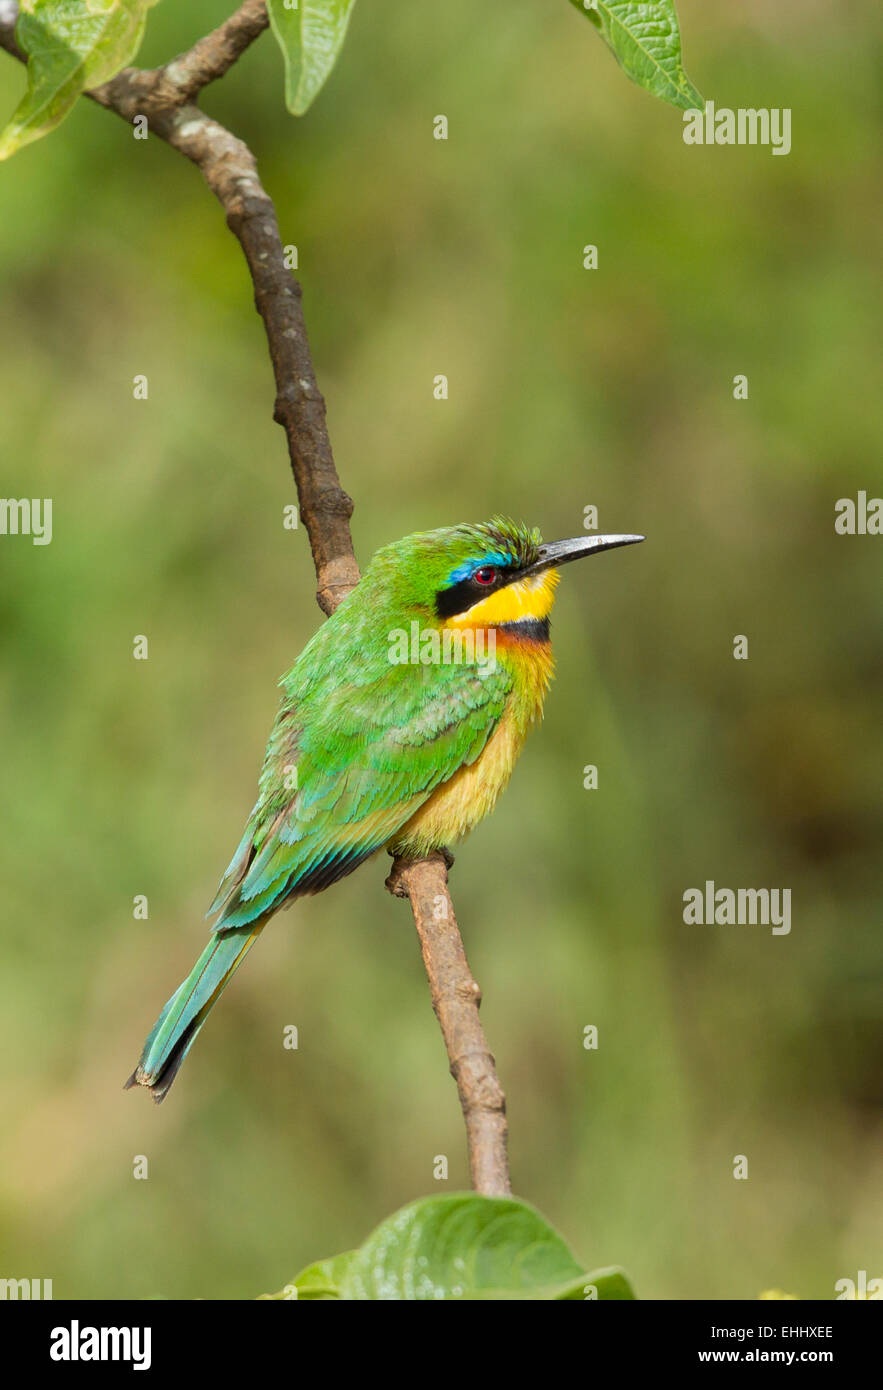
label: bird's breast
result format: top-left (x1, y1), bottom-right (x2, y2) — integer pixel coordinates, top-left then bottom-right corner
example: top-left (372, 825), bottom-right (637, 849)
top-left (389, 637), bottom-right (554, 857)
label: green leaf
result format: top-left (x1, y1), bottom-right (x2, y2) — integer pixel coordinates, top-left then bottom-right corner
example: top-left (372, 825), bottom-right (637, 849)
top-left (0, 0), bottom-right (160, 161)
top-left (569, 0), bottom-right (702, 111)
top-left (258, 1251), bottom-right (355, 1301)
top-left (260, 1194), bottom-right (637, 1300)
top-left (266, 0), bottom-right (357, 117)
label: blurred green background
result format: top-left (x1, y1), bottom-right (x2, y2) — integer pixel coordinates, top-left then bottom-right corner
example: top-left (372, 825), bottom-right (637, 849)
top-left (0, 0), bottom-right (881, 1300)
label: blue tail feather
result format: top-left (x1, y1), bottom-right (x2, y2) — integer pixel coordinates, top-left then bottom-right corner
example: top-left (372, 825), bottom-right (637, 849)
top-left (125, 921), bottom-right (264, 1103)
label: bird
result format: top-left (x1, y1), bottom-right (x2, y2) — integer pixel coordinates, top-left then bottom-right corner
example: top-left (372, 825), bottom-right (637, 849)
top-left (126, 517), bottom-right (643, 1102)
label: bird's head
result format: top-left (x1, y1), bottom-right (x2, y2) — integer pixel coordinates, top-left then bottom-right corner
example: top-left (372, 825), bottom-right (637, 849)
top-left (371, 517), bottom-right (644, 634)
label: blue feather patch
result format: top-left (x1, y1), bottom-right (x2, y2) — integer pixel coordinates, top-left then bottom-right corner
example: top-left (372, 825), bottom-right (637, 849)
top-left (447, 551), bottom-right (513, 585)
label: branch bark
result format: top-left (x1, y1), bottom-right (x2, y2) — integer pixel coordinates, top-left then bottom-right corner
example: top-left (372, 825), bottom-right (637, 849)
top-left (0, 0), bottom-right (511, 1196)
top-left (386, 854), bottom-right (511, 1196)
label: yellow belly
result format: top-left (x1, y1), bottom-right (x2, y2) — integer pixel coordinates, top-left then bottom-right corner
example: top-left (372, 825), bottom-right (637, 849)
top-left (389, 641), bottom-right (553, 857)
top-left (389, 707), bottom-right (526, 856)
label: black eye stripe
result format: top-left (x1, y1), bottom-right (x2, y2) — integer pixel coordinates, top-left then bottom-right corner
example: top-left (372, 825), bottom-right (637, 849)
top-left (435, 568), bottom-right (511, 619)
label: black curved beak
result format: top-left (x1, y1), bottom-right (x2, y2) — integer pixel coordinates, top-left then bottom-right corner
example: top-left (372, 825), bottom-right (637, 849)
top-left (522, 533), bottom-right (645, 577)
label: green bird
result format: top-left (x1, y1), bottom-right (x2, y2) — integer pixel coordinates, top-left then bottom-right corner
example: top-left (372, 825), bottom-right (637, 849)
top-left (126, 518), bottom-right (643, 1101)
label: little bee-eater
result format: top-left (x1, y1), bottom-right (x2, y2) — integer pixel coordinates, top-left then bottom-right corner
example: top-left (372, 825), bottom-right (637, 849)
top-left (127, 519), bottom-right (643, 1101)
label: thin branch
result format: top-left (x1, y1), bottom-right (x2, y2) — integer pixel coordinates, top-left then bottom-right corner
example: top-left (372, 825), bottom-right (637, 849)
top-left (386, 854), bottom-right (511, 1196)
top-left (159, 0), bottom-right (270, 104)
top-left (1, 2), bottom-right (358, 614)
top-left (0, 2), bottom-right (511, 1196)
top-left (0, 2), bottom-right (21, 59)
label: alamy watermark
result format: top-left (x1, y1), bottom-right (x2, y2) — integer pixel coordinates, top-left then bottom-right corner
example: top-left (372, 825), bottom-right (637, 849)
top-left (1, 1276), bottom-right (52, 1299)
top-left (683, 101), bottom-right (791, 157)
top-left (835, 1271), bottom-right (882, 1300)
top-left (0, 497), bottom-right (52, 544)
top-left (388, 622), bottom-right (496, 675)
top-left (50, 1321), bottom-right (151, 1371)
top-left (835, 491), bottom-right (881, 534)
top-left (683, 880), bottom-right (791, 935)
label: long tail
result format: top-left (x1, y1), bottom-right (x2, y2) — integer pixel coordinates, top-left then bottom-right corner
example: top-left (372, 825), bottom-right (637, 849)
top-left (125, 921), bottom-right (265, 1104)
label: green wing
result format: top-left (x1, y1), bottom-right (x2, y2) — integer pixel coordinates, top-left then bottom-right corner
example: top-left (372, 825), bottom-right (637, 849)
top-left (209, 651), bottom-right (513, 929)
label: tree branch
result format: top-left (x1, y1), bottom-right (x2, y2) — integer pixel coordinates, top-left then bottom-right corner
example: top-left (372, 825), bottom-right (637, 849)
top-left (1, 1), bottom-right (358, 613)
top-left (386, 854), bottom-right (511, 1196)
top-left (158, 0), bottom-right (270, 104)
top-left (0, 0), bottom-right (511, 1196)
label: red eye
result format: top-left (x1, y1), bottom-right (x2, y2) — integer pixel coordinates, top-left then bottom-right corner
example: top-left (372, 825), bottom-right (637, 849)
top-left (474, 565), bottom-right (497, 586)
